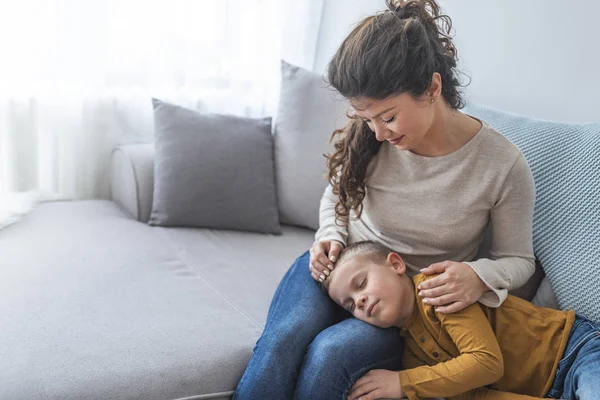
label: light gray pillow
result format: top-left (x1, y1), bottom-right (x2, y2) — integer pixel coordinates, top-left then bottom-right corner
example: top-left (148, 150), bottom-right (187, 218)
top-left (149, 99), bottom-right (281, 234)
top-left (274, 61), bottom-right (349, 231)
top-left (532, 276), bottom-right (560, 310)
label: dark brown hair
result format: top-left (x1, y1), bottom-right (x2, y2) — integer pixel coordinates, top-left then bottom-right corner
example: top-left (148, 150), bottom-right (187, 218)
top-left (326, 0), bottom-right (465, 224)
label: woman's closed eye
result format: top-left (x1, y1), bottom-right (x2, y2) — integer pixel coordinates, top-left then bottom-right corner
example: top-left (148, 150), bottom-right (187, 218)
top-left (361, 116), bottom-right (395, 125)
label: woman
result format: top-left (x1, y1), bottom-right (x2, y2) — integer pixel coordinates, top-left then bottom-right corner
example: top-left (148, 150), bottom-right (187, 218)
top-left (234, 1), bottom-right (535, 399)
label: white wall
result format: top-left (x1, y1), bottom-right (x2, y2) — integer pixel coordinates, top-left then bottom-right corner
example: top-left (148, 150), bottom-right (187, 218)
top-left (314, 0), bottom-right (600, 123)
top-left (313, 0), bottom-right (382, 74)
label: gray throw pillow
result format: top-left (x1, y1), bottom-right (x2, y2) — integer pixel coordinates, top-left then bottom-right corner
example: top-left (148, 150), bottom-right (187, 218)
top-left (274, 61), bottom-right (349, 231)
top-left (149, 99), bottom-right (281, 234)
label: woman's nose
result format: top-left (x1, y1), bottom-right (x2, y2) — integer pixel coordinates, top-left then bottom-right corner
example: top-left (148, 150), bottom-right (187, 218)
top-left (373, 124), bottom-right (389, 141)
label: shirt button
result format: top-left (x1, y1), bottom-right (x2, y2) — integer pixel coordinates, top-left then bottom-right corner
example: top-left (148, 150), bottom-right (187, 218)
top-left (433, 352), bottom-right (439, 358)
top-left (419, 337), bottom-right (426, 343)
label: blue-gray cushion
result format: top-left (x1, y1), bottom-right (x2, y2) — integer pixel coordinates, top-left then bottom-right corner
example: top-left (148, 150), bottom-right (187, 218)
top-left (149, 99), bottom-right (281, 234)
top-left (465, 104), bottom-right (600, 322)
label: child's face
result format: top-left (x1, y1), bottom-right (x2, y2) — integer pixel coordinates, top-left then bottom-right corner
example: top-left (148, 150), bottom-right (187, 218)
top-left (327, 252), bottom-right (414, 328)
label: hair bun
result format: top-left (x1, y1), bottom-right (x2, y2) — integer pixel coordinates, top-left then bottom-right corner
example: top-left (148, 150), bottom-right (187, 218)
top-left (385, 0), bottom-right (439, 23)
top-left (385, 0), bottom-right (406, 17)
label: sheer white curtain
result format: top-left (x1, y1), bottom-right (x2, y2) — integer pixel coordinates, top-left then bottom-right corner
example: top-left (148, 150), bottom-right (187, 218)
top-left (0, 0), bottom-right (323, 224)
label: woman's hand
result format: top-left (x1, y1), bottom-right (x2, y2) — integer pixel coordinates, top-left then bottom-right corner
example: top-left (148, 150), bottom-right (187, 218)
top-left (347, 369), bottom-right (404, 400)
top-left (309, 240), bottom-right (345, 282)
top-left (418, 261), bottom-right (488, 313)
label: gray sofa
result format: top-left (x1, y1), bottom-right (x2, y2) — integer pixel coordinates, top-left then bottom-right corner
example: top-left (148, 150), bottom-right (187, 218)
top-left (1, 149), bottom-right (315, 399)
top-left (1, 62), bottom-right (347, 400)
top-left (0, 125), bottom-right (551, 400)
top-left (0, 143), bottom-right (538, 400)
top-left (2, 64), bottom-right (597, 398)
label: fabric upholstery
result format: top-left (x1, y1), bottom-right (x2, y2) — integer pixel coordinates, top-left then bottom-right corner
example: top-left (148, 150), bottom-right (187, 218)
top-left (154, 222), bottom-right (314, 328)
top-left (274, 61), bottom-right (349, 230)
top-left (0, 200), bottom-right (313, 399)
top-left (110, 144), bottom-right (155, 222)
top-left (465, 104), bottom-right (600, 322)
top-left (532, 276), bottom-right (560, 310)
top-left (150, 99), bottom-right (280, 234)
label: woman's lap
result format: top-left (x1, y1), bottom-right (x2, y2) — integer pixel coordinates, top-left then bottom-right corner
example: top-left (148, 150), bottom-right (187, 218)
top-left (295, 317), bottom-right (404, 400)
top-left (233, 250), bottom-right (404, 400)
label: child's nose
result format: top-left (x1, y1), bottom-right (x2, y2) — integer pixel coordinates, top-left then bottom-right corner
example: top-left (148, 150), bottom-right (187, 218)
top-left (357, 295), bottom-right (368, 308)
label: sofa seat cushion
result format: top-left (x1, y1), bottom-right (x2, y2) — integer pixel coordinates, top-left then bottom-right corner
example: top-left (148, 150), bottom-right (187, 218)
top-left (0, 200), bottom-right (313, 399)
top-left (153, 223), bottom-right (315, 328)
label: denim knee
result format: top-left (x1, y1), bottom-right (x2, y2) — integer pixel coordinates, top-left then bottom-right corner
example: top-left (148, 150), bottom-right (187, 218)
top-left (293, 327), bottom-right (353, 400)
top-left (257, 323), bottom-right (306, 354)
top-left (295, 320), bottom-right (405, 400)
top-left (304, 326), bottom-right (351, 371)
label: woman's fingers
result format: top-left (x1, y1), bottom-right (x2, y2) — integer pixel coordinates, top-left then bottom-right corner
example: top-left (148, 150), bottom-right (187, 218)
top-left (420, 260), bottom-right (450, 276)
top-left (418, 284), bottom-right (451, 299)
top-left (312, 242), bottom-right (336, 272)
top-left (422, 293), bottom-right (457, 307)
top-left (309, 243), bottom-right (330, 279)
top-left (436, 301), bottom-right (468, 314)
top-left (328, 240), bottom-right (344, 263)
top-left (417, 273), bottom-right (447, 292)
top-left (309, 261), bottom-right (328, 281)
top-left (309, 240), bottom-right (346, 282)
top-left (310, 258), bottom-right (329, 276)
top-left (315, 241), bottom-right (335, 271)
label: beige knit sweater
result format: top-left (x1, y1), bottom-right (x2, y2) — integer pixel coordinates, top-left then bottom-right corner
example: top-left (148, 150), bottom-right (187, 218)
top-left (315, 121), bottom-right (536, 307)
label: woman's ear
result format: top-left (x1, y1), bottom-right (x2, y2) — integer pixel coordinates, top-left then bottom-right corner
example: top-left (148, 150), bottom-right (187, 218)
top-left (387, 252), bottom-right (407, 276)
top-left (428, 72), bottom-right (442, 101)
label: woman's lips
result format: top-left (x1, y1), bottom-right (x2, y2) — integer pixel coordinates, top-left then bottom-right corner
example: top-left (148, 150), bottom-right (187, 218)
top-left (388, 135), bottom-right (404, 145)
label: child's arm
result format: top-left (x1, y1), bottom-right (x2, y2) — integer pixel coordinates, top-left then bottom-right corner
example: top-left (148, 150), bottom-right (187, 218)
top-left (451, 387), bottom-right (546, 399)
top-left (399, 302), bottom-right (504, 399)
top-left (401, 344), bottom-right (427, 369)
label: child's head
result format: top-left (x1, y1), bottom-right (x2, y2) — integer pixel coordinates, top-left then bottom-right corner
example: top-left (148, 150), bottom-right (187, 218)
top-left (321, 241), bottom-right (415, 328)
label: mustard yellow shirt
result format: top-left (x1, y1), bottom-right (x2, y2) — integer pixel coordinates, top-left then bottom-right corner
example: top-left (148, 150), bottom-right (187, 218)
top-left (398, 274), bottom-right (575, 400)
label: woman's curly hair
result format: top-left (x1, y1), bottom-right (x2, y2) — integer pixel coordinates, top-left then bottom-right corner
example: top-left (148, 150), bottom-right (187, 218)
top-left (326, 0), bottom-right (465, 225)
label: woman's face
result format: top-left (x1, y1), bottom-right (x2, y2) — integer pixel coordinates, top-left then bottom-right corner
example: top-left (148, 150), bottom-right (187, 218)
top-left (351, 93), bottom-right (435, 151)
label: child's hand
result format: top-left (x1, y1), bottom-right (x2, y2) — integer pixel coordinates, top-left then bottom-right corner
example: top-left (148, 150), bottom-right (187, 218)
top-left (347, 369), bottom-right (404, 400)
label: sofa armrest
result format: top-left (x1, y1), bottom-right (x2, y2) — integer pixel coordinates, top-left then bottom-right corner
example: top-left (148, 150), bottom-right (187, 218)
top-left (110, 144), bottom-right (155, 222)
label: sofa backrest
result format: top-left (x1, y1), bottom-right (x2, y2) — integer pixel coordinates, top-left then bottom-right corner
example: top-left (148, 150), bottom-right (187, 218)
top-left (465, 104), bottom-right (600, 321)
top-left (273, 61), bottom-right (349, 231)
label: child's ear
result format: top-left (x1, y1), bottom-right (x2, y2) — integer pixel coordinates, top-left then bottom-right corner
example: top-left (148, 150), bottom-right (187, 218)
top-left (387, 252), bottom-right (406, 275)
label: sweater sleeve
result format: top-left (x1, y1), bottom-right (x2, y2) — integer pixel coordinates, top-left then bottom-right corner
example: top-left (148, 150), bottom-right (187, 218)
top-left (398, 303), bottom-right (504, 400)
top-left (314, 184), bottom-right (348, 245)
top-left (465, 153), bottom-right (536, 308)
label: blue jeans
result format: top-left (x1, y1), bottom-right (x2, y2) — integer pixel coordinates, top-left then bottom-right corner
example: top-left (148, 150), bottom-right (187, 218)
top-left (233, 251), bottom-right (404, 400)
top-left (546, 315), bottom-right (600, 399)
